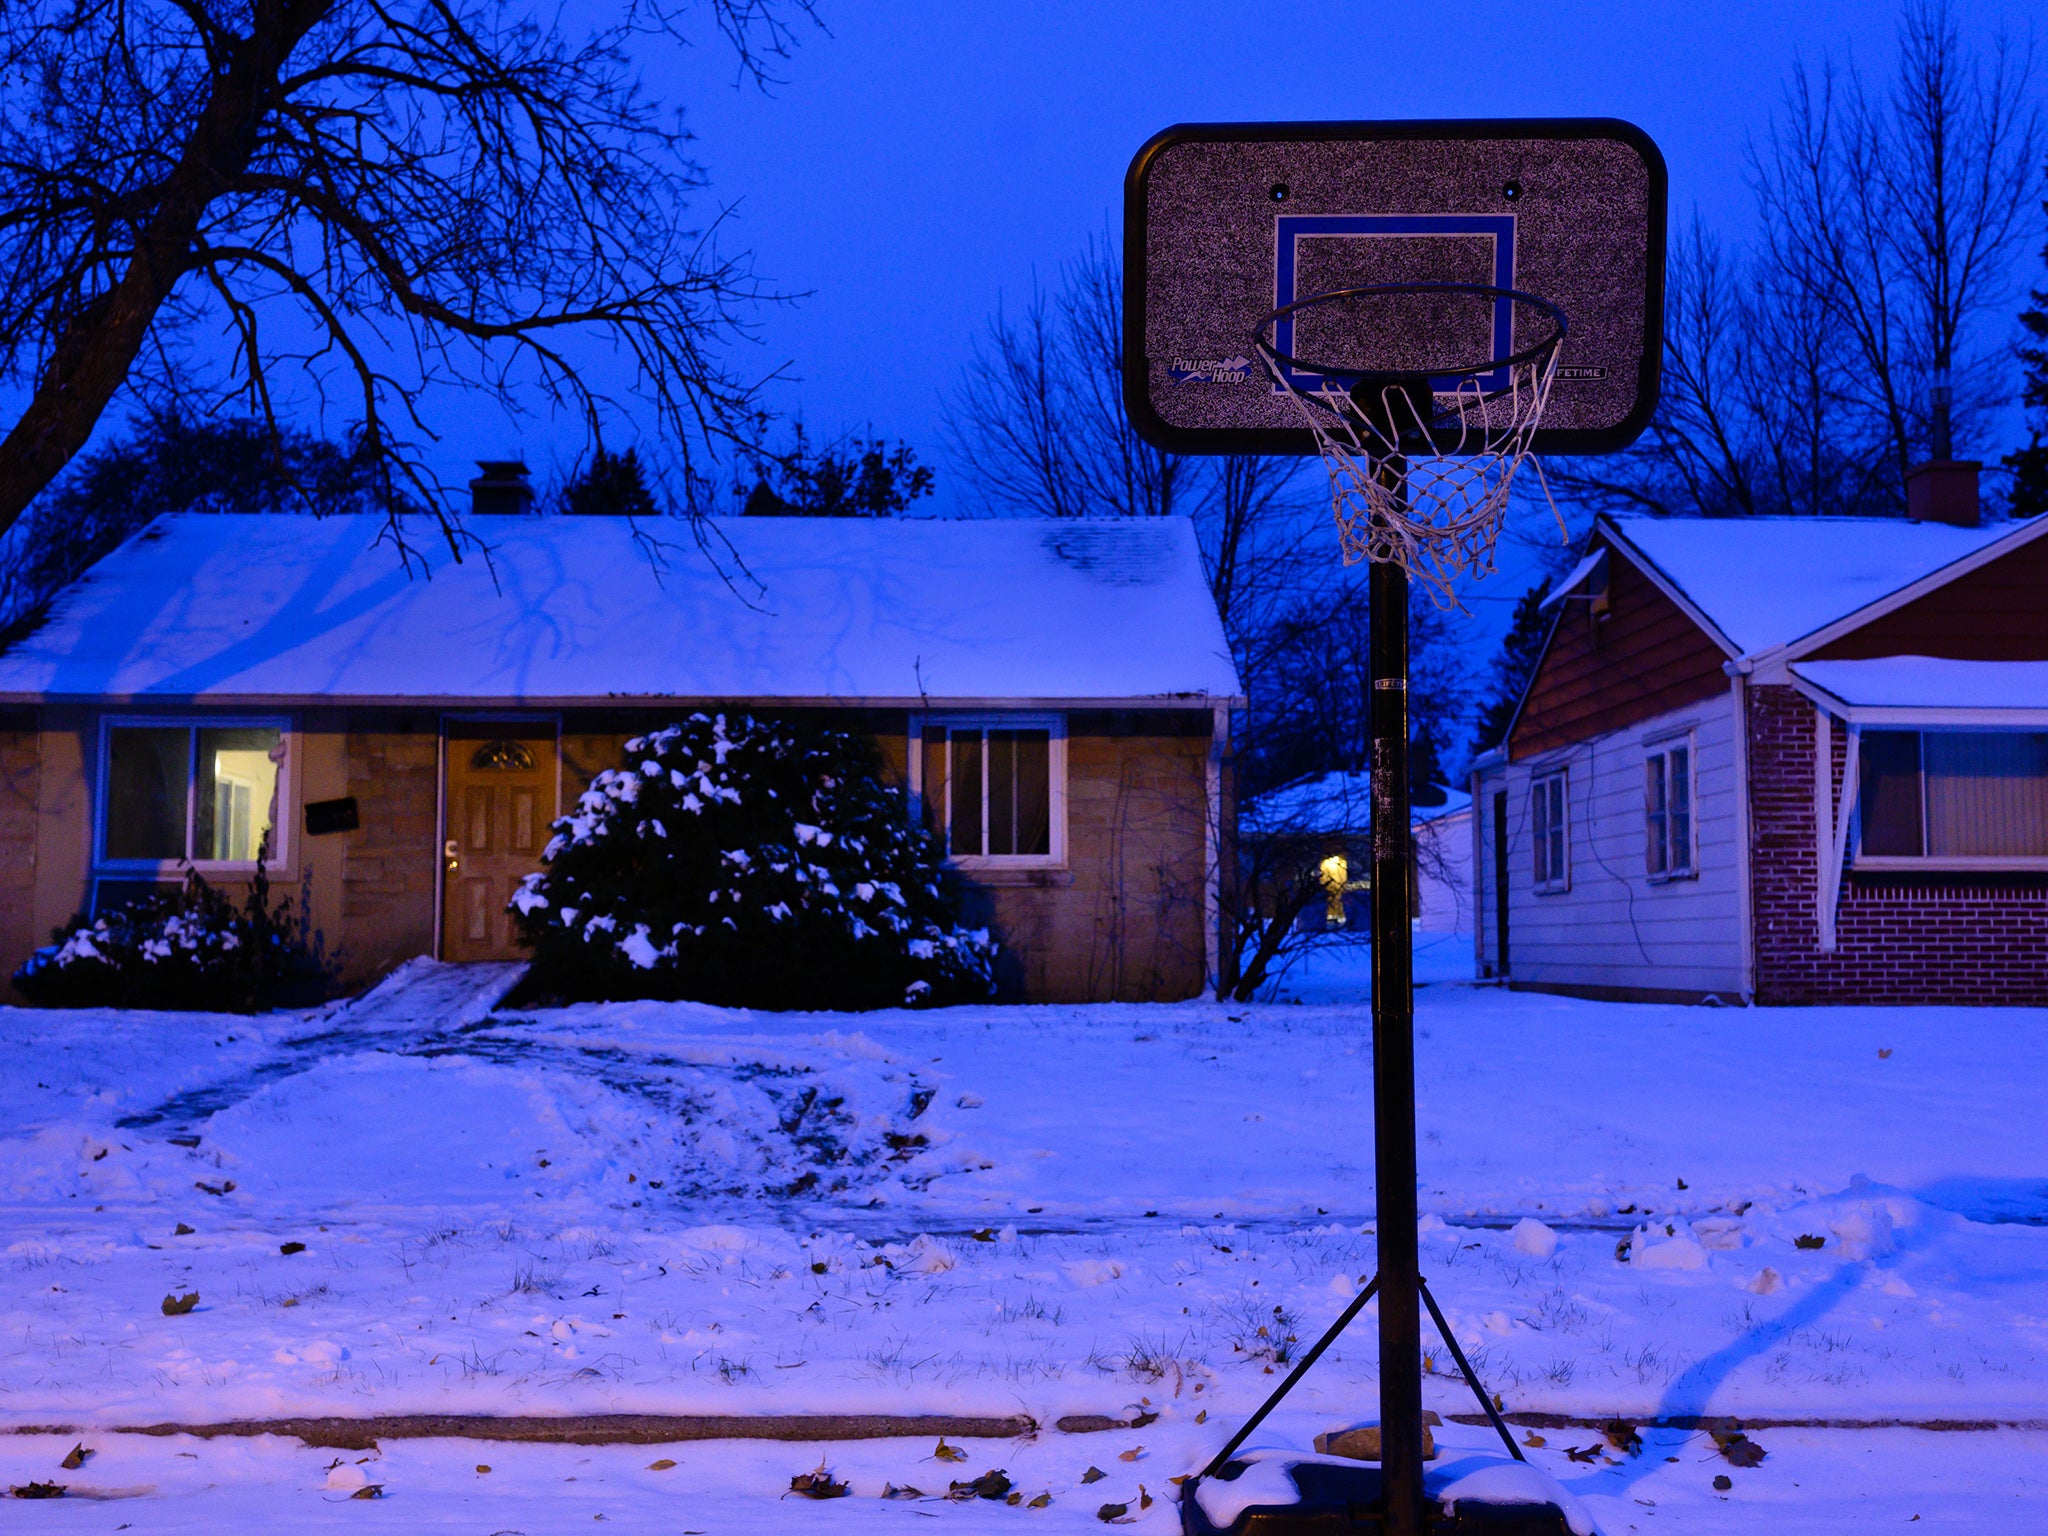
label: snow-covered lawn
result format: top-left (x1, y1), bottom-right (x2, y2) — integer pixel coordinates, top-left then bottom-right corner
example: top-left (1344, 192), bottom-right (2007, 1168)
top-left (4, 952), bottom-right (2045, 1530)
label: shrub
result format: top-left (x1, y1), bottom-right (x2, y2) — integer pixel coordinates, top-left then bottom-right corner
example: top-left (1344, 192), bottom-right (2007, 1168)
top-left (510, 714), bottom-right (996, 1009)
top-left (14, 854), bottom-right (331, 1011)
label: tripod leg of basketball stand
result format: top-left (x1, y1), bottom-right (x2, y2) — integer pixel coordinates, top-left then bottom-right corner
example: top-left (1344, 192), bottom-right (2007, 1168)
top-left (1196, 1274), bottom-right (1382, 1480)
top-left (1369, 551), bottom-right (1426, 1536)
top-left (1418, 1275), bottom-right (1526, 1462)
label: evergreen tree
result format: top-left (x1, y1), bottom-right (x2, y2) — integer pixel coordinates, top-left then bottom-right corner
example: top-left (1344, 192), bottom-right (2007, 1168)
top-left (1473, 577), bottom-right (1556, 752)
top-left (561, 446), bottom-right (659, 517)
top-left (2006, 198), bottom-right (2048, 517)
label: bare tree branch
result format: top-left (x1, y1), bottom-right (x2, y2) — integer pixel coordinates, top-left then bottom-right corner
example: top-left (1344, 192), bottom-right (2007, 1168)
top-left (0, 0), bottom-right (817, 546)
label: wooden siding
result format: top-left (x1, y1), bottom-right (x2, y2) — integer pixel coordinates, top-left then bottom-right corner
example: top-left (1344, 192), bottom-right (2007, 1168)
top-left (1807, 528), bottom-right (2048, 659)
top-left (1510, 539), bottom-right (1733, 760)
top-left (1489, 692), bottom-right (1746, 999)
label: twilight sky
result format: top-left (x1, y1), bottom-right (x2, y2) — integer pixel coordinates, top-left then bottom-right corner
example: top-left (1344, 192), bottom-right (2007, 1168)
top-left (632, 0), bottom-right (2039, 512)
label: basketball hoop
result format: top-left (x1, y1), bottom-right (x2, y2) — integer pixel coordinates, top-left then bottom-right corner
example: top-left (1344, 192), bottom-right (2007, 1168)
top-left (1253, 282), bottom-right (1569, 607)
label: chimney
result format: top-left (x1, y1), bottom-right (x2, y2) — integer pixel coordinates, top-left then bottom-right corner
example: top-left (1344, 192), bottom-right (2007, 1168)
top-left (1905, 459), bottom-right (1980, 527)
top-left (469, 460), bottom-right (533, 516)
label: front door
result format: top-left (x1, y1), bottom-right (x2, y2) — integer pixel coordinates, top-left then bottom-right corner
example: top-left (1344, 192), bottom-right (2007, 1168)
top-left (442, 721), bottom-right (558, 962)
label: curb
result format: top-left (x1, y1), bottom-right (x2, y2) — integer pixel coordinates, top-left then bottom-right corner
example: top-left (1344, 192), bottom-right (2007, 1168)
top-left (9, 1414), bottom-right (1038, 1452)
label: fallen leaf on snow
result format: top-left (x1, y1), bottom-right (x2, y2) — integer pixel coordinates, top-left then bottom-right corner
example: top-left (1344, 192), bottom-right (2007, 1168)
top-left (788, 1468), bottom-right (850, 1500)
top-left (1081, 1466), bottom-right (1107, 1484)
top-left (647, 1460), bottom-right (675, 1471)
top-left (60, 1444), bottom-right (91, 1470)
top-left (161, 1292), bottom-right (199, 1316)
top-left (948, 1470), bottom-right (1011, 1501)
top-left (1117, 1447), bottom-right (1144, 1462)
top-left (1097, 1502), bottom-right (1129, 1523)
top-left (933, 1439), bottom-right (967, 1463)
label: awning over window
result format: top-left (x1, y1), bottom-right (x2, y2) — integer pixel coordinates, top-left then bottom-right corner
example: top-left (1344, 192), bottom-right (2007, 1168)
top-left (1789, 657), bottom-right (2048, 725)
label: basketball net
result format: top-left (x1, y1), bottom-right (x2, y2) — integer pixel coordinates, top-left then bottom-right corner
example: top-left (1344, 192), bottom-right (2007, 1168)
top-left (1260, 351), bottom-right (1566, 609)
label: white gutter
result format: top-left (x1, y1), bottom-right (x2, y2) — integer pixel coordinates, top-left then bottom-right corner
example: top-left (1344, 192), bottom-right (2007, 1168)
top-left (1727, 665), bottom-right (1755, 1001)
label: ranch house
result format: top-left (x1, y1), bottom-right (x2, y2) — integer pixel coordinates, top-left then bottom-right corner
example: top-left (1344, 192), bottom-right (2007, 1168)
top-left (1471, 488), bottom-right (2048, 1005)
top-left (0, 484), bottom-right (1243, 1005)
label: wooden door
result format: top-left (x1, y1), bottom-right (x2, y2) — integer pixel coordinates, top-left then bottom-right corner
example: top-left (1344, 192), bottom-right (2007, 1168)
top-left (442, 722), bottom-right (558, 962)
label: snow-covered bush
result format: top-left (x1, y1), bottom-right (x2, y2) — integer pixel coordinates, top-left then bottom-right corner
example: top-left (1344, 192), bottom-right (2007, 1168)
top-left (13, 857), bottom-right (331, 1011)
top-left (510, 714), bottom-right (996, 1009)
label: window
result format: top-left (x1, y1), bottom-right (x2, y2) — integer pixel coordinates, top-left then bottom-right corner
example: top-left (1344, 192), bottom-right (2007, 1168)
top-left (1860, 729), bottom-right (2048, 863)
top-left (1645, 739), bottom-right (1694, 878)
top-left (101, 720), bottom-right (287, 866)
top-left (1531, 770), bottom-right (1569, 893)
top-left (920, 720), bottom-right (1062, 863)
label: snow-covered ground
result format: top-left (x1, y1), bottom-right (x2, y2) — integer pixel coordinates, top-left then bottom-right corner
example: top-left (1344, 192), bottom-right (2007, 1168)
top-left (5, 953), bottom-right (2046, 1530)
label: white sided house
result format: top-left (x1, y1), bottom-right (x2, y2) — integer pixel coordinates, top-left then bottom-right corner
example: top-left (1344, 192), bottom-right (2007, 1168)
top-left (1471, 507), bottom-right (2048, 1005)
top-left (0, 502), bottom-right (1244, 1004)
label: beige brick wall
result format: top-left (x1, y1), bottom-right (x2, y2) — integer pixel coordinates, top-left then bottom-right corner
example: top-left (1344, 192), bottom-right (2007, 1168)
top-left (336, 713), bottom-right (440, 992)
top-left (0, 711), bottom-right (41, 999)
top-left (560, 709), bottom-right (1214, 1004)
top-left (965, 721), bottom-right (1212, 1004)
top-left (3, 704), bottom-right (1221, 1008)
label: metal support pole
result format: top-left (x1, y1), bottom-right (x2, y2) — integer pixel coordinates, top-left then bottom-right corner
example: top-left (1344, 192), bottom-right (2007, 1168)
top-left (1370, 546), bottom-right (1424, 1535)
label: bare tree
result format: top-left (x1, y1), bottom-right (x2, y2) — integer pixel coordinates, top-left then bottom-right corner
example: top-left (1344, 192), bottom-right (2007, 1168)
top-left (942, 235), bottom-right (1320, 632)
top-left (943, 237), bottom-right (1197, 522)
top-left (1756, 1), bottom-right (2040, 493)
top-left (0, 0), bottom-right (815, 553)
top-left (1554, 0), bottom-right (2041, 519)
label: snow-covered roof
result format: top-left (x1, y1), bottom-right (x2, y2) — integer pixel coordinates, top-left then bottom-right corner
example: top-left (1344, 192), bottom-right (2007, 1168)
top-left (1604, 514), bottom-right (2027, 657)
top-left (0, 513), bottom-right (1244, 706)
top-left (1790, 657), bottom-right (2048, 719)
top-left (1242, 772), bottom-right (1470, 837)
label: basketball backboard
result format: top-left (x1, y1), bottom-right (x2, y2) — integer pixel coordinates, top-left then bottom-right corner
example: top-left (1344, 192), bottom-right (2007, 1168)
top-left (1124, 119), bottom-right (1666, 457)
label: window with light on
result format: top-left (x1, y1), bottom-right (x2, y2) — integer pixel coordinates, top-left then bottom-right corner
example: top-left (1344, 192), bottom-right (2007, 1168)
top-left (103, 723), bottom-right (284, 865)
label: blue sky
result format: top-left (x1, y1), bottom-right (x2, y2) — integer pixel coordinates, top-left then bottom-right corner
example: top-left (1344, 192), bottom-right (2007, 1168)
top-left (637, 0), bottom-right (2040, 509)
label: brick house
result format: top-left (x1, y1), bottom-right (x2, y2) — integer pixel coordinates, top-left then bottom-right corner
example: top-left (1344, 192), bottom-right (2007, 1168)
top-left (1469, 502), bottom-right (2048, 1004)
top-left (0, 500), bottom-right (1242, 1004)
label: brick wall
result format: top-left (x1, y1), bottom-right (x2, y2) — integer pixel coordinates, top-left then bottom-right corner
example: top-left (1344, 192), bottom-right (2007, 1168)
top-left (0, 711), bottom-right (40, 999)
top-left (337, 714), bottom-right (440, 991)
top-left (1748, 683), bottom-right (2048, 1004)
top-left (979, 721), bottom-right (1211, 1004)
top-left (561, 709), bottom-right (1215, 1004)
